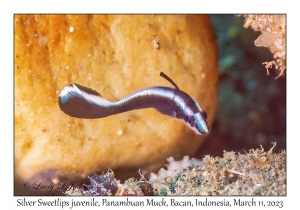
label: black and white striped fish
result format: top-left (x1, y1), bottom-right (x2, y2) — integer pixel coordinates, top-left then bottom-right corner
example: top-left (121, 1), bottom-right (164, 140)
top-left (58, 72), bottom-right (210, 135)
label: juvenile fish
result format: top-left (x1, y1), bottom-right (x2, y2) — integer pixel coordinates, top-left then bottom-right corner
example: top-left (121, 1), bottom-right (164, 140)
top-left (58, 72), bottom-right (210, 135)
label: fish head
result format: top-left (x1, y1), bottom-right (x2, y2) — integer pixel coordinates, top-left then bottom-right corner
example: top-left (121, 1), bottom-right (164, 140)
top-left (185, 111), bottom-right (210, 135)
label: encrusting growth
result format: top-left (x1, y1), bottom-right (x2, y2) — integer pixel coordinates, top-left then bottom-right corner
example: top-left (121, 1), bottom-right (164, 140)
top-left (240, 15), bottom-right (286, 79)
top-left (66, 143), bottom-right (285, 196)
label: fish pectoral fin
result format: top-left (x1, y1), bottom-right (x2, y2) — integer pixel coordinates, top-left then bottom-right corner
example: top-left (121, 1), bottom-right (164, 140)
top-left (156, 104), bottom-right (176, 118)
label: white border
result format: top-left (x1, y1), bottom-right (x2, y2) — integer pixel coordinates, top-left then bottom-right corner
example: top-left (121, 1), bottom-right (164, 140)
top-left (2, 0), bottom-right (296, 209)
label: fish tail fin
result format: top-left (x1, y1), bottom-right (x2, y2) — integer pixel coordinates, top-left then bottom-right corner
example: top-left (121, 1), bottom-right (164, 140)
top-left (58, 84), bottom-right (112, 119)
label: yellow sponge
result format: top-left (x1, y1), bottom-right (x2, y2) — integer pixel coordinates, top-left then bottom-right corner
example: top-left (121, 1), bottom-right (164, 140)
top-left (14, 15), bottom-right (218, 181)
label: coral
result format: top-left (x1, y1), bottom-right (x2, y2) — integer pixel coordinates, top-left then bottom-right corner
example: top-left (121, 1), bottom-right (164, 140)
top-left (149, 142), bottom-right (286, 196)
top-left (119, 170), bottom-right (154, 196)
top-left (149, 156), bottom-right (201, 181)
top-left (240, 15), bottom-right (286, 79)
top-left (138, 182), bottom-right (154, 196)
top-left (118, 178), bottom-right (144, 196)
top-left (67, 143), bottom-right (285, 196)
top-left (79, 170), bottom-right (119, 196)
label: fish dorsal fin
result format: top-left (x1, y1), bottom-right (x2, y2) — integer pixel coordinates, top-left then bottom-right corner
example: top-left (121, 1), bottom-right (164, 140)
top-left (73, 83), bottom-right (103, 97)
top-left (160, 72), bottom-right (180, 90)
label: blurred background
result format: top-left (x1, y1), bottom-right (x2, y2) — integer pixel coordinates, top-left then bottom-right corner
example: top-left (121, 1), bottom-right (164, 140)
top-left (196, 15), bottom-right (286, 158)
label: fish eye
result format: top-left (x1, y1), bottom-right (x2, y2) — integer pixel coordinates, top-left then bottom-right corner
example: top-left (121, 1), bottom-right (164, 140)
top-left (202, 111), bottom-right (207, 120)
